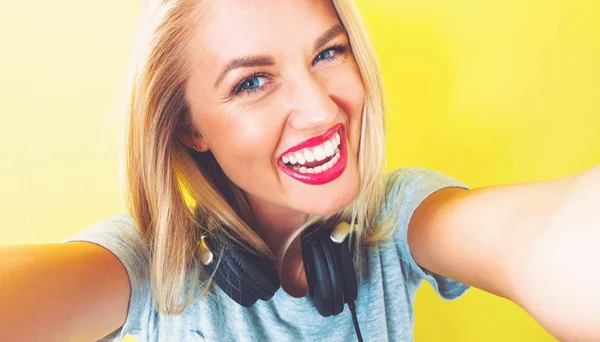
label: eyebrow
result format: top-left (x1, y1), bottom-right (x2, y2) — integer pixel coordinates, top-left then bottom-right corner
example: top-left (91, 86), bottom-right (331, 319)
top-left (214, 24), bottom-right (348, 89)
top-left (313, 24), bottom-right (347, 53)
top-left (214, 56), bottom-right (275, 88)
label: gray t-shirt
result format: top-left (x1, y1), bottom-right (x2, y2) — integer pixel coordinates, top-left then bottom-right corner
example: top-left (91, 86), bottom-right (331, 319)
top-left (63, 167), bottom-right (470, 341)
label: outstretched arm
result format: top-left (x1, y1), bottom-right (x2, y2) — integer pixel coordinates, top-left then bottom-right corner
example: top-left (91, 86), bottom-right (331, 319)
top-left (0, 242), bottom-right (131, 341)
top-left (408, 164), bottom-right (600, 341)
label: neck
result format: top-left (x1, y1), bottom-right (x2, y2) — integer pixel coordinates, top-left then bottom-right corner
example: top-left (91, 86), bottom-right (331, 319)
top-left (246, 194), bottom-right (311, 297)
top-left (247, 195), bottom-right (307, 257)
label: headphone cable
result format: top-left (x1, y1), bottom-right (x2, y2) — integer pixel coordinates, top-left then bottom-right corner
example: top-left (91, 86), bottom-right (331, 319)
top-left (348, 300), bottom-right (364, 342)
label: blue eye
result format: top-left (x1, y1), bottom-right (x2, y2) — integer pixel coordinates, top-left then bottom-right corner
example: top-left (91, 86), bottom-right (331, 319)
top-left (312, 44), bottom-right (348, 65)
top-left (240, 76), bottom-right (266, 91)
top-left (315, 49), bottom-right (335, 62)
top-left (232, 74), bottom-right (269, 96)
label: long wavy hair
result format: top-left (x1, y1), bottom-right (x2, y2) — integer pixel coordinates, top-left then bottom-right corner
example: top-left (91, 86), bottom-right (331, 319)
top-left (120, 0), bottom-right (391, 315)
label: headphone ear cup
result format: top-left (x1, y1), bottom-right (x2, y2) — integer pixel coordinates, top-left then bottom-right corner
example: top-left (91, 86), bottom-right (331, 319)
top-left (301, 226), bottom-right (345, 317)
top-left (336, 234), bottom-right (358, 304)
top-left (205, 237), bottom-right (280, 307)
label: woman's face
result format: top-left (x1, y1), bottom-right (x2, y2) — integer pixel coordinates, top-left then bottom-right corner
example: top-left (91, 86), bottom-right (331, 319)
top-left (183, 0), bottom-right (364, 219)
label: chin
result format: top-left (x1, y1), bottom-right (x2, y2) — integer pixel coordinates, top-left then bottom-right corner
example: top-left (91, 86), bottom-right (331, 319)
top-left (298, 170), bottom-right (360, 217)
top-left (305, 198), bottom-right (354, 217)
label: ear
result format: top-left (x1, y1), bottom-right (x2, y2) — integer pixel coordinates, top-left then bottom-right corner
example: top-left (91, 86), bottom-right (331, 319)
top-left (175, 116), bottom-right (210, 152)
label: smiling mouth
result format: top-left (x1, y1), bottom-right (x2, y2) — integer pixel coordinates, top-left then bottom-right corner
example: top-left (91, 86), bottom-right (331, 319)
top-left (281, 131), bottom-right (341, 174)
top-left (277, 124), bottom-right (347, 185)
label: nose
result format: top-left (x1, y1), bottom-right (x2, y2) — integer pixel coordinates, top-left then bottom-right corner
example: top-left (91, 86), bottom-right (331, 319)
top-left (285, 70), bottom-right (338, 131)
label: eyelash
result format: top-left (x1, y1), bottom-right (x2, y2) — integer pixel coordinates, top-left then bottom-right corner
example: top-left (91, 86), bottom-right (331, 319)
top-left (229, 43), bottom-right (349, 98)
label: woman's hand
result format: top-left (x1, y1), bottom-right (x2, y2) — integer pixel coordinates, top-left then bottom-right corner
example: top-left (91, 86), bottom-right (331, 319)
top-left (515, 164), bottom-right (600, 341)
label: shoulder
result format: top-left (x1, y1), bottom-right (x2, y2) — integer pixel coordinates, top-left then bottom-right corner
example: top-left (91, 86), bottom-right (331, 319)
top-left (64, 213), bottom-right (151, 266)
top-left (380, 167), bottom-right (469, 221)
top-left (383, 166), bottom-right (467, 200)
top-left (62, 213), bottom-right (152, 341)
top-left (373, 166), bottom-right (471, 300)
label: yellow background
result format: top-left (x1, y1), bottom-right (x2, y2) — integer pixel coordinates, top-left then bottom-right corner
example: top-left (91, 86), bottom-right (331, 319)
top-left (1, 0), bottom-right (598, 341)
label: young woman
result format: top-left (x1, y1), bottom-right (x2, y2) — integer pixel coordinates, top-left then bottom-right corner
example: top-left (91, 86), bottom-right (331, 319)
top-left (1, 0), bottom-right (599, 341)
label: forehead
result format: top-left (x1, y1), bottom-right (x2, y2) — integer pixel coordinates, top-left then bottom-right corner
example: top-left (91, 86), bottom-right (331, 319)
top-left (195, 0), bottom-right (341, 60)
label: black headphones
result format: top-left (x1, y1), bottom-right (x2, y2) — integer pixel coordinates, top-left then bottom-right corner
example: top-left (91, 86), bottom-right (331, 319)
top-left (199, 222), bottom-right (364, 341)
top-left (200, 222), bottom-right (357, 314)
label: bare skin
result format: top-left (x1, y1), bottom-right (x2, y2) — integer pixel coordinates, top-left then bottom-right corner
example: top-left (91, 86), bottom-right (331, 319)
top-left (409, 165), bottom-right (600, 340)
top-left (1, 0), bottom-right (598, 341)
top-left (179, 0), bottom-right (364, 295)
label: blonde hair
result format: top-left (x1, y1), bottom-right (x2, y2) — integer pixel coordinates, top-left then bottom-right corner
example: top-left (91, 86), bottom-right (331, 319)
top-left (121, 0), bottom-right (391, 315)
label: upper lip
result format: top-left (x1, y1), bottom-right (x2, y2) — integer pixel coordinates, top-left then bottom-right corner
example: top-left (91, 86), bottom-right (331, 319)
top-left (279, 123), bottom-right (343, 158)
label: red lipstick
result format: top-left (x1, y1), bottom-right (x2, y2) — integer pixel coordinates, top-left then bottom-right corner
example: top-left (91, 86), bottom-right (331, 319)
top-left (278, 124), bottom-right (347, 186)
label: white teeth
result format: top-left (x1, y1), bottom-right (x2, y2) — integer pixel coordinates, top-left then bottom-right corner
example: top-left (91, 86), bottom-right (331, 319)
top-left (295, 152), bottom-right (306, 165)
top-left (287, 149), bottom-right (341, 174)
top-left (326, 159), bottom-right (334, 169)
top-left (282, 131), bottom-right (342, 165)
top-left (324, 141), bottom-right (334, 157)
top-left (304, 149), bottom-right (315, 162)
top-left (313, 146), bottom-right (326, 161)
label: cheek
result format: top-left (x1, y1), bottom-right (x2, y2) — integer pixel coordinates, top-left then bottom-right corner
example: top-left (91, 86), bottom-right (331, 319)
top-left (327, 61), bottom-right (365, 118)
top-left (329, 65), bottom-right (365, 151)
top-left (213, 123), bottom-right (269, 167)
top-left (350, 77), bottom-right (365, 151)
top-left (202, 107), bottom-right (284, 186)
top-left (348, 67), bottom-right (366, 122)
